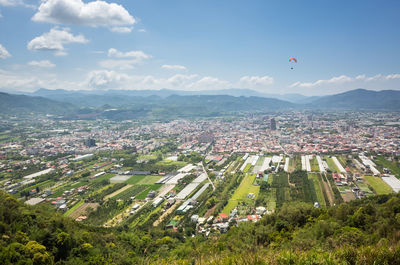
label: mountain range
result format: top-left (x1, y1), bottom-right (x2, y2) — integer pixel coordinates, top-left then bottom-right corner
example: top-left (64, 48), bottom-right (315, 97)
top-left (0, 88), bottom-right (399, 119)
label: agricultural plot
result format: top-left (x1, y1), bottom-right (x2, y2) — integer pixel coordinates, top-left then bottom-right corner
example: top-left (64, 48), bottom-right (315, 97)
top-left (307, 173), bottom-right (326, 206)
top-left (357, 182), bottom-right (374, 196)
top-left (69, 203), bottom-right (100, 219)
top-left (364, 176), bottom-right (393, 195)
top-left (375, 156), bottom-right (400, 176)
top-left (52, 181), bottom-right (86, 197)
top-left (310, 158), bottom-right (320, 172)
top-left (136, 184), bottom-right (163, 200)
top-left (222, 174), bottom-right (260, 214)
top-left (325, 157), bottom-right (339, 172)
top-left (125, 175), bottom-right (146, 185)
top-left (64, 200), bottom-right (84, 216)
top-left (104, 184), bottom-right (133, 200)
top-left (136, 175), bottom-right (162, 185)
top-left (113, 185), bottom-right (149, 201)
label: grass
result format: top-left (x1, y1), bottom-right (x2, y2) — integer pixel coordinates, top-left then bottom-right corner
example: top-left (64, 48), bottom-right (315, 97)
top-left (52, 181), bottom-right (86, 197)
top-left (64, 200), bottom-right (84, 216)
top-left (125, 175), bottom-right (146, 185)
top-left (308, 173), bottom-right (326, 206)
top-left (325, 156), bottom-right (339, 172)
top-left (255, 156), bottom-right (265, 166)
top-left (91, 173), bottom-right (115, 183)
top-left (136, 184), bottom-right (163, 200)
top-left (136, 175), bottom-right (162, 185)
top-left (310, 158), bottom-right (320, 172)
top-left (113, 185), bottom-right (149, 201)
top-left (243, 163), bottom-right (252, 173)
top-left (357, 182), bottom-right (374, 196)
top-left (137, 155), bottom-right (158, 161)
top-left (375, 156), bottom-right (400, 176)
top-left (364, 175), bottom-right (393, 195)
top-left (222, 174), bottom-right (260, 214)
top-left (156, 160), bottom-right (187, 167)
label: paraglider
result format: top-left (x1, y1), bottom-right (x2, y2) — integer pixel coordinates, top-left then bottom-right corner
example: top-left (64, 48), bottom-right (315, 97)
top-left (289, 57), bottom-right (297, 69)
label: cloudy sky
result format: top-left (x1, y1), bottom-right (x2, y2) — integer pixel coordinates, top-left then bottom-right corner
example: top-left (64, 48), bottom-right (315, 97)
top-left (0, 0), bottom-right (399, 96)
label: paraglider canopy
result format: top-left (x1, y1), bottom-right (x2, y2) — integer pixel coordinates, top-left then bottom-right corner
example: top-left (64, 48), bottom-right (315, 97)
top-left (289, 57), bottom-right (297, 69)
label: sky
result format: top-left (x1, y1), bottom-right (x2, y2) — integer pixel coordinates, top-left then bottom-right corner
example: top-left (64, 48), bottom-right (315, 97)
top-left (0, 0), bottom-right (399, 96)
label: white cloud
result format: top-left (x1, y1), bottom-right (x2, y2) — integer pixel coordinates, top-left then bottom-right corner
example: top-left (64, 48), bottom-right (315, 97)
top-left (99, 48), bottom-right (151, 69)
top-left (187, 76), bottom-right (231, 91)
top-left (0, 0), bottom-right (35, 8)
top-left (32, 0), bottom-right (135, 29)
top-left (290, 75), bottom-right (353, 88)
top-left (288, 73), bottom-right (400, 95)
top-left (27, 27), bottom-right (88, 55)
top-left (0, 44), bottom-right (11, 59)
top-left (28, 60), bottom-right (56, 68)
top-left (138, 29), bottom-right (146, 33)
top-left (107, 48), bottom-right (150, 59)
top-left (111, 26), bottom-right (132, 33)
top-left (162, 64), bottom-right (187, 71)
top-left (0, 69), bottom-right (84, 92)
top-left (86, 70), bottom-right (128, 89)
top-left (99, 59), bottom-right (137, 70)
top-left (239, 75), bottom-right (274, 87)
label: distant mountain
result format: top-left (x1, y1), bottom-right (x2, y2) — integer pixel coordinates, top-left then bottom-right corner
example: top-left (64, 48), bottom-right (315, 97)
top-left (30, 88), bottom-right (311, 105)
top-left (0, 92), bottom-right (75, 115)
top-left (308, 89), bottom-right (400, 110)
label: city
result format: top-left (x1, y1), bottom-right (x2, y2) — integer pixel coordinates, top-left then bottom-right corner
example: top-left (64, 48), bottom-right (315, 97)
top-left (1, 111), bottom-right (399, 237)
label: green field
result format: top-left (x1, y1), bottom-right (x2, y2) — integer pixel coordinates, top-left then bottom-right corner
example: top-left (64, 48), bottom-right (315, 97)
top-left (357, 182), bottom-right (374, 196)
top-left (325, 157), bottom-right (339, 172)
top-left (136, 175), bottom-right (162, 185)
top-left (243, 163), bottom-right (252, 173)
top-left (310, 158), bottom-right (320, 172)
top-left (91, 173), bottom-right (115, 183)
top-left (156, 160), bottom-right (187, 167)
top-left (308, 173), bottom-right (326, 206)
top-left (113, 185), bottom-right (149, 201)
top-left (364, 176), bottom-right (393, 195)
top-left (52, 181), bottom-right (86, 197)
top-left (255, 156), bottom-right (265, 166)
top-left (222, 174), bottom-right (260, 214)
top-left (136, 184), bottom-right (163, 200)
top-left (125, 175), bottom-right (146, 185)
top-left (64, 200), bottom-right (84, 216)
top-left (375, 156), bottom-right (400, 176)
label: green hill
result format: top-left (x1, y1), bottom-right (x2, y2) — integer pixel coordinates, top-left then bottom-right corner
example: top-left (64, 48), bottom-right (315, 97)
top-left (1, 191), bottom-right (399, 264)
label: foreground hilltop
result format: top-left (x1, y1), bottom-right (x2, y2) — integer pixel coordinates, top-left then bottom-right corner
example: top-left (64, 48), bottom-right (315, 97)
top-left (0, 191), bottom-right (399, 264)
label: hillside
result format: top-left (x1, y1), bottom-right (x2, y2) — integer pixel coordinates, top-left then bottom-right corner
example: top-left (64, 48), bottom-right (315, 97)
top-left (308, 89), bottom-right (400, 110)
top-left (0, 191), bottom-right (399, 264)
top-left (0, 92), bottom-right (75, 115)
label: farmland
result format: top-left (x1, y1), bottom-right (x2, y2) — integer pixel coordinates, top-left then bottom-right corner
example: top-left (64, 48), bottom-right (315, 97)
top-left (364, 175), bottom-right (393, 194)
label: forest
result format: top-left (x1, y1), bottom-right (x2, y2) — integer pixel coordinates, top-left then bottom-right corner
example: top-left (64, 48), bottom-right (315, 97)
top-left (1, 191), bottom-right (400, 264)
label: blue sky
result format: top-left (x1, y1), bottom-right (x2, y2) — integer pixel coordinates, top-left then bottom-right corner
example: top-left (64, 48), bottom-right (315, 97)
top-left (0, 0), bottom-right (399, 96)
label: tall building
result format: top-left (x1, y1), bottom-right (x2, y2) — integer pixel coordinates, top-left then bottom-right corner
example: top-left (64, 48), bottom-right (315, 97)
top-left (270, 118), bottom-right (277, 130)
top-left (84, 138), bottom-right (96, 147)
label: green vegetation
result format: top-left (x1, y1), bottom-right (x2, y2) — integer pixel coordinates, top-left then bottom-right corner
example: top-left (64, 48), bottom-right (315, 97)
top-left (310, 157), bottom-right (320, 172)
top-left (63, 200), bottom-right (84, 216)
top-left (135, 175), bottom-right (162, 185)
top-left (364, 176), bottom-right (393, 195)
top-left (135, 184), bottom-right (162, 200)
top-left (242, 163), bottom-right (252, 173)
top-left (325, 156), bottom-right (339, 172)
top-left (124, 175), bottom-right (146, 185)
top-left (375, 156), bottom-right (400, 177)
top-left (1, 191), bottom-right (400, 264)
top-left (308, 173), bottom-right (326, 206)
top-left (222, 174), bottom-right (260, 214)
